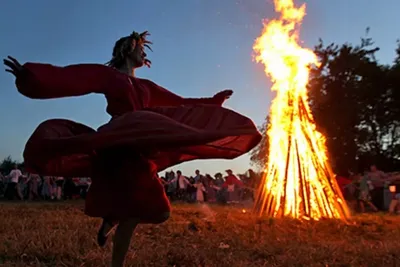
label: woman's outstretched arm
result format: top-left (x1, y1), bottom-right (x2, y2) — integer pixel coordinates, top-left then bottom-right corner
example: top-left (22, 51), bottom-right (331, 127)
top-left (141, 78), bottom-right (231, 107)
top-left (15, 62), bottom-right (123, 99)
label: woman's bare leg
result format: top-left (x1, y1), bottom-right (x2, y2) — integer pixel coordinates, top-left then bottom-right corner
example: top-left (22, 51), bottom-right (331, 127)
top-left (111, 218), bottom-right (139, 267)
top-left (110, 212), bottom-right (170, 267)
top-left (102, 221), bottom-right (116, 236)
top-left (98, 218), bottom-right (117, 247)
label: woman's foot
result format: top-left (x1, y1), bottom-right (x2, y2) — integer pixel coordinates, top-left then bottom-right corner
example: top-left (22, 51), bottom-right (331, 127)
top-left (97, 219), bottom-right (115, 247)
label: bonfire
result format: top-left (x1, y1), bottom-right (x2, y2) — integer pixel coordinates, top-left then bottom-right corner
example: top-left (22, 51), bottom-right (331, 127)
top-left (253, 0), bottom-right (351, 220)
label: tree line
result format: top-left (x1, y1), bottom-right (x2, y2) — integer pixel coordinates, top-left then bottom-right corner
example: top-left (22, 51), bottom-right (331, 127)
top-left (0, 156), bottom-right (24, 175)
top-left (251, 32), bottom-right (400, 176)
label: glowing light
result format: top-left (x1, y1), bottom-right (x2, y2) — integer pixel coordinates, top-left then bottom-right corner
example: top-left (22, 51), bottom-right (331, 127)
top-left (390, 185), bottom-right (396, 193)
top-left (253, 0), bottom-right (350, 220)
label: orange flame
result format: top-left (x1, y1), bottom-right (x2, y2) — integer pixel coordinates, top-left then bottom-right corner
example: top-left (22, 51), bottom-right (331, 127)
top-left (253, 0), bottom-right (350, 220)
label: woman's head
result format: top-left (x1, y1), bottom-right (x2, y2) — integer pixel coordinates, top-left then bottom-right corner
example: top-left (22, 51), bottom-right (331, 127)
top-left (107, 31), bottom-right (152, 69)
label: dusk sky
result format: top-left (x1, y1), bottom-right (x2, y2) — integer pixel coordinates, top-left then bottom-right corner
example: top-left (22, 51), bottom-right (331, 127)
top-left (0, 0), bottom-right (399, 176)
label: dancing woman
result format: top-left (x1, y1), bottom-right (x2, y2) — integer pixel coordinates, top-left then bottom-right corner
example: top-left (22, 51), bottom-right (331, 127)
top-left (3, 30), bottom-right (261, 266)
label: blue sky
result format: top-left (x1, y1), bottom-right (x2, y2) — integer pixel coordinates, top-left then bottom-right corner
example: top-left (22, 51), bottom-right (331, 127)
top-left (0, 0), bottom-right (399, 177)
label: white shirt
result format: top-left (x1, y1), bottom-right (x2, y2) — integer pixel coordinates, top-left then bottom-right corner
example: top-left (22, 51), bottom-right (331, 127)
top-left (79, 177), bottom-right (90, 185)
top-left (368, 170), bottom-right (387, 187)
top-left (368, 170), bottom-right (386, 181)
top-left (171, 175), bottom-right (190, 189)
top-left (8, 169), bottom-right (22, 183)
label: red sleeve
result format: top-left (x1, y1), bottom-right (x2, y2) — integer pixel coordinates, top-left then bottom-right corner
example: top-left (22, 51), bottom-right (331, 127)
top-left (235, 178), bottom-right (244, 187)
top-left (222, 176), bottom-right (231, 188)
top-left (223, 175), bottom-right (244, 187)
top-left (140, 79), bottom-right (224, 107)
top-left (16, 63), bottom-right (122, 99)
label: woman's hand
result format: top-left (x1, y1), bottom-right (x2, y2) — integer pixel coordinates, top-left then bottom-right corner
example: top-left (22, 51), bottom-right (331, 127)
top-left (213, 89), bottom-right (233, 102)
top-left (3, 56), bottom-right (23, 77)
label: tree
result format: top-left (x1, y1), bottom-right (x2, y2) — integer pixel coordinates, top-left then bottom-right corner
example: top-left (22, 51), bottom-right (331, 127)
top-left (308, 37), bottom-right (380, 173)
top-left (308, 37), bottom-right (400, 173)
top-left (383, 41), bottom-right (400, 165)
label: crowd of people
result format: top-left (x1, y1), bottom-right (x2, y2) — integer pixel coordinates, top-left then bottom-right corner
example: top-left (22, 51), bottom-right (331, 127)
top-left (3, 162), bottom-right (400, 214)
top-left (338, 164), bottom-right (400, 213)
top-left (0, 164), bottom-right (91, 201)
top-left (0, 164), bottom-right (261, 205)
top-left (159, 169), bottom-right (260, 204)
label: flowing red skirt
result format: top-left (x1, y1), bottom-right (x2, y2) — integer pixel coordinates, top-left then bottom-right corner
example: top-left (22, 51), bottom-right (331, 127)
top-left (23, 105), bottom-right (261, 221)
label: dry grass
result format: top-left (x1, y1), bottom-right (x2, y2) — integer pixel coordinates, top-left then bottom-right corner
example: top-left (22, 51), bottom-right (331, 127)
top-left (0, 201), bottom-right (400, 267)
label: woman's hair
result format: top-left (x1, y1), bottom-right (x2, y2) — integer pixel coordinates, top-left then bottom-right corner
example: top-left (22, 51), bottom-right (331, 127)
top-left (106, 31), bottom-right (152, 69)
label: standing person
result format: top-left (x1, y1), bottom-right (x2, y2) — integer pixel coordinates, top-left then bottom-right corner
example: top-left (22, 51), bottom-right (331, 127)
top-left (4, 30), bottom-right (261, 267)
top-left (204, 174), bottom-right (217, 203)
top-left (27, 173), bottom-right (40, 200)
top-left (344, 171), bottom-right (359, 212)
top-left (214, 173), bottom-right (226, 203)
top-left (367, 164), bottom-right (387, 210)
top-left (358, 171), bottom-right (378, 213)
top-left (194, 170), bottom-right (203, 183)
top-left (55, 177), bottom-right (64, 200)
top-left (17, 173), bottom-right (27, 200)
top-left (169, 170), bottom-right (191, 201)
top-left (187, 177), bottom-right (197, 203)
top-left (193, 179), bottom-right (206, 203)
top-left (223, 169), bottom-right (243, 204)
top-left (78, 177), bottom-right (91, 199)
top-left (41, 176), bottom-right (54, 200)
top-left (201, 175), bottom-right (210, 202)
top-left (5, 164), bottom-right (22, 200)
top-left (165, 171), bottom-right (176, 200)
top-left (63, 177), bottom-right (75, 200)
top-left (50, 177), bottom-right (57, 200)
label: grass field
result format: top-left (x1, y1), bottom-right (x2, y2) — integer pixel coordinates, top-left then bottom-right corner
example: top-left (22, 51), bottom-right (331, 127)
top-left (0, 201), bottom-right (400, 267)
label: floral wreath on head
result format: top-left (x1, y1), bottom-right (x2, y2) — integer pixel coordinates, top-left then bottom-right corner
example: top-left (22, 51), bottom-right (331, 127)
top-left (107, 30), bottom-right (153, 68)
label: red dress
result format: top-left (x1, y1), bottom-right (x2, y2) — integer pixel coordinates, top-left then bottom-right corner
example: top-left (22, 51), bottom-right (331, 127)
top-left (15, 63), bottom-right (262, 222)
